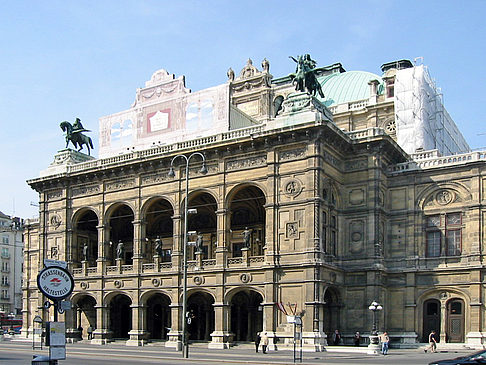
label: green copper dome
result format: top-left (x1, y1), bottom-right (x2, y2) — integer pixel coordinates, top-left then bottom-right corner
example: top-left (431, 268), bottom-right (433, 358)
top-left (317, 71), bottom-right (384, 107)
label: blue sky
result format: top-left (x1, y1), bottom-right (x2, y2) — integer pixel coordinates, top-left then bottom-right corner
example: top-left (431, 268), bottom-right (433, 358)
top-left (1, 0), bottom-right (485, 219)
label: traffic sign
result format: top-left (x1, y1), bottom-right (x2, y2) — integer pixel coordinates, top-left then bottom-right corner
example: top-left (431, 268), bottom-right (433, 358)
top-left (37, 266), bottom-right (74, 301)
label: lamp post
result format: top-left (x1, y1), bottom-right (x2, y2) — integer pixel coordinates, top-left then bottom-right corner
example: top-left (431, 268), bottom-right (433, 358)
top-left (168, 152), bottom-right (207, 358)
top-left (368, 301), bottom-right (383, 344)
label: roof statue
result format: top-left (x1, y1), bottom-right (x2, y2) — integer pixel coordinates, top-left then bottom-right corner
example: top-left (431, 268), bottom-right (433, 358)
top-left (289, 54), bottom-right (325, 98)
top-left (60, 117), bottom-right (94, 155)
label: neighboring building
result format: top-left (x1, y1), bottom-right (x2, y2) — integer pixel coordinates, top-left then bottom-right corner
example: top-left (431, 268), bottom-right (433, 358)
top-left (0, 211), bottom-right (24, 316)
top-left (23, 56), bottom-right (486, 350)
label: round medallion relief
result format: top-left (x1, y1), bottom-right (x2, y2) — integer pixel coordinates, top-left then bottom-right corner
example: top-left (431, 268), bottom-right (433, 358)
top-left (240, 273), bottom-right (252, 283)
top-left (114, 280), bottom-right (123, 288)
top-left (80, 282), bottom-right (89, 290)
top-left (437, 190), bottom-right (453, 205)
top-left (193, 276), bottom-right (204, 285)
top-left (152, 278), bottom-right (161, 287)
top-left (284, 179), bottom-right (302, 198)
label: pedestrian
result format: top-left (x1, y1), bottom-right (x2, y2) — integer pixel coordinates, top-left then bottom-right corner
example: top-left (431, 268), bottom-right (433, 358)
top-left (255, 332), bottom-right (261, 353)
top-left (353, 331), bottom-right (361, 346)
top-left (261, 331), bottom-right (269, 354)
top-left (87, 325), bottom-right (93, 340)
top-left (332, 329), bottom-right (341, 345)
top-left (380, 331), bottom-right (390, 355)
top-left (424, 330), bottom-right (437, 353)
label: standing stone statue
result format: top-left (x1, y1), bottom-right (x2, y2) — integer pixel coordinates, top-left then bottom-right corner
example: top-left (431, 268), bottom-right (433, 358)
top-left (243, 227), bottom-right (251, 249)
top-left (227, 67), bottom-right (235, 82)
top-left (155, 236), bottom-right (163, 257)
top-left (195, 233), bottom-right (203, 253)
top-left (83, 243), bottom-right (88, 261)
top-left (116, 240), bottom-right (124, 260)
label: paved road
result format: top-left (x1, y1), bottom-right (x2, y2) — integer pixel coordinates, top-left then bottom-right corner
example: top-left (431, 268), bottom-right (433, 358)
top-left (0, 339), bottom-right (473, 365)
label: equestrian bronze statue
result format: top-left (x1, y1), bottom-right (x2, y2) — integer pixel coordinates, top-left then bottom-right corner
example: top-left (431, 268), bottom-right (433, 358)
top-left (289, 54), bottom-right (325, 98)
top-left (60, 118), bottom-right (94, 155)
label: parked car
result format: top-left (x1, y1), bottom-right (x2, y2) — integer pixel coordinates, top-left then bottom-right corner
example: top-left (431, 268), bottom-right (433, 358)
top-left (429, 350), bottom-right (486, 364)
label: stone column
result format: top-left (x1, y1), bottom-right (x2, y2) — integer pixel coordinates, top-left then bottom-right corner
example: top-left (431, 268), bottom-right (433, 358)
top-left (439, 301), bottom-right (447, 343)
top-left (96, 224), bottom-right (108, 275)
top-left (209, 303), bottom-right (232, 349)
top-left (132, 219), bottom-right (143, 272)
top-left (171, 214), bottom-right (183, 270)
top-left (166, 303), bottom-right (182, 350)
top-left (215, 209), bottom-right (228, 268)
top-left (92, 305), bottom-right (111, 345)
top-left (127, 303), bottom-right (147, 346)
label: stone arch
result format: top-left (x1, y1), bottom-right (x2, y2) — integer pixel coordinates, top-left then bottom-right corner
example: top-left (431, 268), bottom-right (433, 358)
top-left (142, 197), bottom-right (175, 261)
top-left (226, 184), bottom-right (266, 257)
top-left (322, 286), bottom-right (341, 335)
top-left (140, 289), bottom-right (173, 305)
top-left (416, 288), bottom-right (470, 343)
top-left (185, 191), bottom-right (218, 260)
top-left (186, 291), bottom-right (215, 341)
top-left (105, 203), bottom-right (135, 265)
top-left (71, 208), bottom-right (99, 267)
top-left (226, 287), bottom-right (264, 342)
top-left (71, 293), bottom-right (97, 340)
top-left (417, 182), bottom-right (472, 211)
top-left (143, 291), bottom-right (172, 340)
top-left (107, 292), bottom-right (133, 339)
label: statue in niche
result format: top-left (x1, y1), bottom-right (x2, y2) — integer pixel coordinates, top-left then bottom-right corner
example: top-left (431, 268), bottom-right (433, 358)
top-left (289, 54), bottom-right (325, 98)
top-left (242, 227), bottom-right (252, 249)
top-left (154, 236), bottom-right (163, 257)
top-left (195, 233), bottom-right (203, 253)
top-left (83, 243), bottom-right (88, 261)
top-left (116, 240), bottom-right (124, 260)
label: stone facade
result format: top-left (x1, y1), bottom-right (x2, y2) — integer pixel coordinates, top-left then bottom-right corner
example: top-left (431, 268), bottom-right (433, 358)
top-left (22, 58), bottom-right (486, 350)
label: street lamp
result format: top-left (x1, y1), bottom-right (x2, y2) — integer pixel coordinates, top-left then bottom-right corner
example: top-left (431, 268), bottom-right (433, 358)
top-left (168, 152), bottom-right (207, 358)
top-left (368, 301), bottom-right (383, 344)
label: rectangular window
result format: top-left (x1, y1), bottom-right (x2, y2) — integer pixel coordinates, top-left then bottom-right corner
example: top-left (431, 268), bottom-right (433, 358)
top-left (446, 229), bottom-right (461, 256)
top-left (426, 231), bottom-right (441, 257)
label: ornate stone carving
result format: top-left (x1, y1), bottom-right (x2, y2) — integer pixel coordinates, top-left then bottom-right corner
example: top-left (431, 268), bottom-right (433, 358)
top-left (279, 148), bottom-right (306, 161)
top-left (226, 155), bottom-right (266, 171)
top-left (240, 273), bottom-right (252, 283)
top-left (193, 276), bottom-right (204, 285)
top-left (80, 282), bottom-right (89, 290)
top-left (283, 179), bottom-right (303, 198)
top-left (50, 214), bottom-right (61, 229)
top-left (72, 184), bottom-right (100, 197)
top-left (47, 190), bottom-right (62, 200)
top-left (152, 278), bottom-right (161, 287)
top-left (106, 178), bottom-right (135, 191)
top-left (114, 280), bottom-right (123, 288)
top-left (345, 159), bottom-right (367, 171)
top-left (286, 222), bottom-right (298, 238)
top-left (141, 173), bottom-right (171, 185)
top-left (436, 190), bottom-right (454, 205)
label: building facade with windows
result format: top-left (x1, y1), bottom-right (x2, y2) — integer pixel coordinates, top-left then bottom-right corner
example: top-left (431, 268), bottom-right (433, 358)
top-left (22, 57), bottom-right (486, 349)
top-left (0, 211), bottom-right (24, 316)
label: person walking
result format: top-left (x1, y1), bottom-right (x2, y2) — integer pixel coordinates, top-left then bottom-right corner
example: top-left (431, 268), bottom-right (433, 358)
top-left (424, 330), bottom-right (437, 353)
top-left (380, 331), bottom-right (390, 355)
top-left (255, 332), bottom-right (261, 353)
top-left (261, 332), bottom-right (269, 354)
top-left (353, 331), bottom-right (361, 346)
